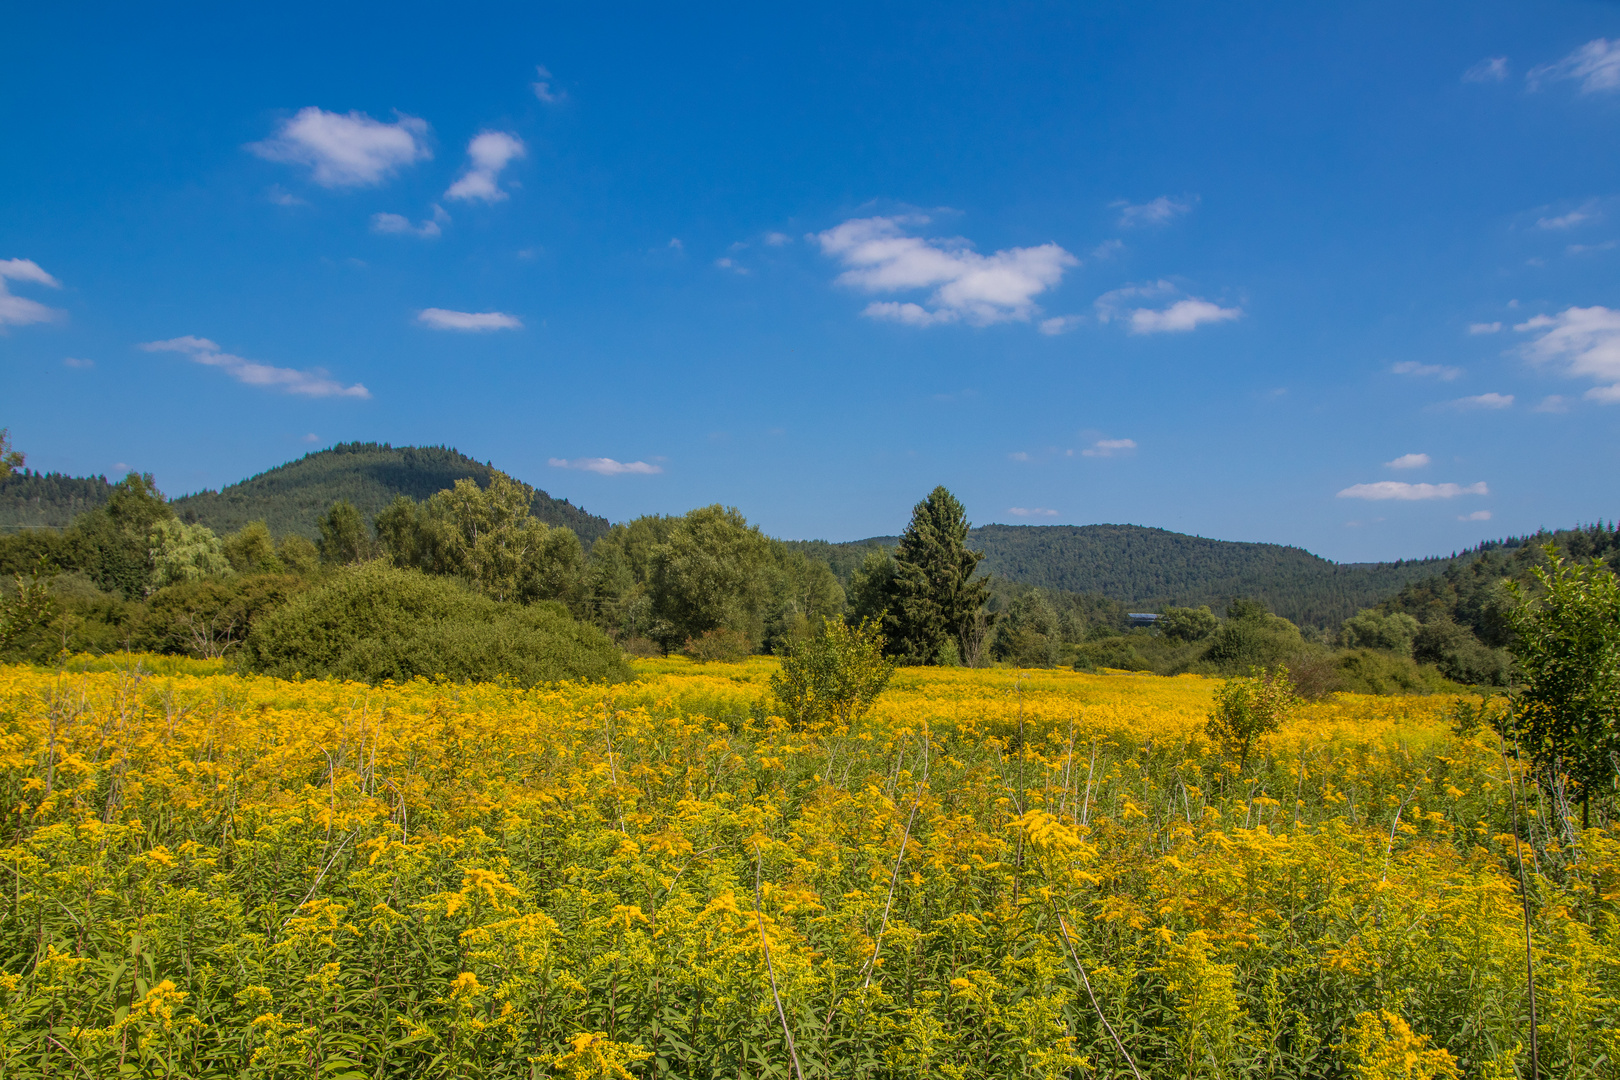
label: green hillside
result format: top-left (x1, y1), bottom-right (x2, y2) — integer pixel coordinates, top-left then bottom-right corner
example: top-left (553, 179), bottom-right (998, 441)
top-left (0, 471), bottom-right (116, 531)
top-left (793, 523), bottom-right (1467, 629)
top-left (171, 443), bottom-right (610, 544)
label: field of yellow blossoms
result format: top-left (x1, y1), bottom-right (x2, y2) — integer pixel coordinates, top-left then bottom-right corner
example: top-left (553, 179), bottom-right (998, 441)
top-left (0, 656), bottom-right (1615, 1078)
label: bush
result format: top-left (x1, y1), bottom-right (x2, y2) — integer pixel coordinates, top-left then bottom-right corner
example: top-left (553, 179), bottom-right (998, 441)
top-left (770, 617), bottom-right (893, 730)
top-left (243, 562), bottom-right (631, 687)
top-left (681, 627), bottom-right (753, 662)
top-left (1203, 611), bottom-right (1304, 673)
top-left (1332, 649), bottom-right (1452, 695)
top-left (1206, 666), bottom-right (1300, 766)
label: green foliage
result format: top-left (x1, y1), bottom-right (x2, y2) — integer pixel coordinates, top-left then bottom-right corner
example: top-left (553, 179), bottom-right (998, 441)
top-left (647, 505), bottom-right (775, 653)
top-left (1160, 604), bottom-right (1219, 643)
top-left (147, 519), bottom-right (232, 590)
top-left (378, 474), bottom-right (589, 612)
top-left (884, 486), bottom-right (991, 665)
top-left (170, 441), bottom-right (610, 542)
top-left (1411, 615), bottom-right (1513, 686)
top-left (762, 550), bottom-right (845, 652)
top-left (277, 532), bottom-right (320, 574)
top-left (318, 499), bottom-right (373, 565)
top-left (1206, 666), bottom-right (1300, 766)
top-left (0, 428), bottom-right (22, 478)
top-left (770, 616), bottom-right (894, 729)
top-left (1504, 545), bottom-right (1620, 810)
top-left (244, 562), bottom-right (631, 687)
top-left (1203, 599), bottom-right (1305, 674)
top-left (135, 573), bottom-right (311, 659)
top-left (1340, 608), bottom-right (1420, 656)
top-left (990, 588), bottom-right (1060, 667)
top-left (0, 560), bottom-right (57, 660)
top-left (680, 627), bottom-right (754, 662)
top-left (222, 520), bottom-right (282, 574)
top-left (845, 547), bottom-right (897, 626)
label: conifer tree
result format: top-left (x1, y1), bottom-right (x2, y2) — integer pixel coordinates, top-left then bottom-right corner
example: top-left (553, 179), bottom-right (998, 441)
top-left (884, 486), bottom-right (990, 664)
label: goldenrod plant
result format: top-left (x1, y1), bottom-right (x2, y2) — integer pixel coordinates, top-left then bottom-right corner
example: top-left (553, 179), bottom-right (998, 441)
top-left (0, 655), bottom-right (1613, 1077)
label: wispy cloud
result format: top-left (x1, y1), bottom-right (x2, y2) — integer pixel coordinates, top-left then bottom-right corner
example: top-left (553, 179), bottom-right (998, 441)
top-left (1038, 315), bottom-right (1083, 336)
top-left (1534, 394), bottom-right (1570, 413)
top-left (415, 308), bottom-right (522, 331)
top-left (816, 215), bottom-right (1077, 327)
top-left (445, 132), bottom-right (525, 203)
top-left (1528, 38), bottom-right (1620, 93)
top-left (1463, 56), bottom-right (1509, 83)
top-left (1337, 480), bottom-right (1489, 501)
top-left (1517, 305), bottom-right (1620, 401)
top-left (763, 232), bottom-right (792, 247)
top-left (548, 457), bottom-right (662, 476)
top-left (0, 258), bottom-right (65, 328)
top-left (714, 257), bottom-right (749, 275)
top-left (140, 336), bottom-right (370, 398)
top-left (1537, 201), bottom-right (1599, 229)
top-left (1451, 392), bottom-right (1515, 409)
top-left (371, 205), bottom-right (448, 238)
top-left (1459, 510), bottom-right (1493, 521)
top-left (1385, 453), bottom-right (1430, 469)
top-left (532, 65), bottom-right (567, 104)
top-left (1007, 507), bottom-right (1059, 517)
top-left (1391, 360), bottom-right (1462, 380)
top-left (1082, 438), bottom-right (1137, 458)
top-left (249, 107), bottom-right (431, 187)
top-left (1468, 322), bottom-right (1502, 334)
top-left (1113, 195), bottom-right (1195, 228)
top-left (1095, 280), bottom-right (1241, 334)
top-left (63, 356), bottom-right (94, 368)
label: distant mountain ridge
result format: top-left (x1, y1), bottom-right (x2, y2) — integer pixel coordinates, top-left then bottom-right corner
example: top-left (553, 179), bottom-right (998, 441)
top-left (791, 523), bottom-right (1470, 629)
top-left (171, 443), bottom-right (610, 543)
top-left (0, 471), bottom-right (116, 531)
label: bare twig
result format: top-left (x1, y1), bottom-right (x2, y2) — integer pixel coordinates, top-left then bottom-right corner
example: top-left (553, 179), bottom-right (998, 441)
top-left (1055, 913), bottom-right (1144, 1080)
top-left (753, 842), bottom-right (805, 1080)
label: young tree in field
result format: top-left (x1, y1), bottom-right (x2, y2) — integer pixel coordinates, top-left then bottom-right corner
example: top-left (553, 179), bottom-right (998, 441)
top-left (1206, 666), bottom-right (1300, 768)
top-left (884, 486), bottom-right (990, 665)
top-left (1504, 544), bottom-right (1620, 827)
top-left (770, 617), bottom-right (894, 730)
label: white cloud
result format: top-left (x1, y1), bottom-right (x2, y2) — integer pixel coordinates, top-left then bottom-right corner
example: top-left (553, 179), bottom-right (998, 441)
top-left (371, 205), bottom-right (447, 238)
top-left (1452, 392), bottom-right (1515, 409)
top-left (302, 433), bottom-right (320, 444)
top-left (1463, 56), bottom-right (1509, 83)
top-left (1385, 453), bottom-right (1430, 469)
top-left (267, 185), bottom-right (307, 206)
top-left (63, 356), bottom-right (93, 368)
top-left (1091, 239), bottom-right (1125, 259)
top-left (1569, 240), bottom-right (1618, 255)
top-left (1391, 360), bottom-right (1463, 380)
top-left (140, 336), bottom-right (370, 398)
top-left (763, 232), bottom-right (792, 246)
top-left (1082, 438), bottom-right (1137, 458)
top-left (415, 308), bottom-right (522, 331)
top-left (715, 257), bottom-right (749, 275)
top-left (1038, 315), bottom-right (1083, 335)
top-left (1337, 480), bottom-right (1489, 501)
top-left (1529, 38), bottom-right (1620, 94)
top-left (1537, 202), bottom-right (1598, 229)
top-left (548, 457), bottom-right (662, 476)
top-left (816, 216), bottom-right (1076, 327)
top-left (445, 132), bottom-right (525, 203)
top-left (1468, 322), bottom-right (1502, 334)
top-left (1008, 451), bottom-right (1031, 462)
top-left (0, 258), bottom-right (65, 328)
top-left (1094, 281), bottom-right (1241, 334)
top-left (1129, 298), bottom-right (1241, 334)
top-left (532, 65), bottom-right (566, 104)
top-left (1008, 507), bottom-right (1059, 517)
top-left (1516, 306), bottom-right (1620, 401)
top-left (1534, 394), bottom-right (1570, 412)
top-left (1459, 510), bottom-right (1493, 522)
top-left (249, 107), bottom-right (431, 188)
top-left (1113, 196), bottom-right (1195, 228)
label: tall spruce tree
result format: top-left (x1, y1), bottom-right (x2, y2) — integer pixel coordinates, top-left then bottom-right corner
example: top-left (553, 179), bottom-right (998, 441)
top-left (884, 486), bottom-right (990, 664)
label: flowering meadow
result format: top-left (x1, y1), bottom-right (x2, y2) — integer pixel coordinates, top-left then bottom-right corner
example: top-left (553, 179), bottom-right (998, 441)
top-left (0, 657), bottom-right (1615, 1078)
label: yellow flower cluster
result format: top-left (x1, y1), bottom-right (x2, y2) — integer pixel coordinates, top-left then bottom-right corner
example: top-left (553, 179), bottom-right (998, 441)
top-left (0, 655), bottom-right (1614, 1078)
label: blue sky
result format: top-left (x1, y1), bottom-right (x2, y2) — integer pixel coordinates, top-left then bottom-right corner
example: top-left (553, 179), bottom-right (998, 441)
top-left (4, 2), bottom-right (1619, 561)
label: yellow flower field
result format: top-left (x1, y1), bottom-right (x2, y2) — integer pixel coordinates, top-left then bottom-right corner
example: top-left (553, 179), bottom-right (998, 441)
top-left (0, 656), bottom-right (1614, 1078)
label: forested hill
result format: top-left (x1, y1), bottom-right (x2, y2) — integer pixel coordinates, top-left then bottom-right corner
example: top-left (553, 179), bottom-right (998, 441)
top-left (171, 443), bottom-right (611, 543)
top-left (792, 524), bottom-right (1466, 628)
top-left (0, 471), bottom-right (116, 530)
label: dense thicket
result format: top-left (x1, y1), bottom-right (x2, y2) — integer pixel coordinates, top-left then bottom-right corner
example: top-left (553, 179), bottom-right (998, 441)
top-left (172, 442), bottom-right (610, 543)
top-left (244, 563), bottom-right (630, 686)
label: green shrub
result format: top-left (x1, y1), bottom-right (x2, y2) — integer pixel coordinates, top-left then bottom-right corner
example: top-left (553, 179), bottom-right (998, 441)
top-left (771, 617), bottom-right (894, 730)
top-left (243, 562), bottom-right (631, 687)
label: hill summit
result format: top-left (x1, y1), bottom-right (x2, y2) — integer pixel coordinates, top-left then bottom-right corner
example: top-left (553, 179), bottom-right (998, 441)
top-left (169, 443), bottom-right (610, 543)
